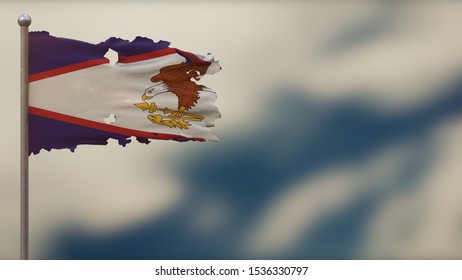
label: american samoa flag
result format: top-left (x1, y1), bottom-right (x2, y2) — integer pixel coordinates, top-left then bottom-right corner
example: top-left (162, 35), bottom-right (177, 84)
top-left (29, 31), bottom-right (221, 155)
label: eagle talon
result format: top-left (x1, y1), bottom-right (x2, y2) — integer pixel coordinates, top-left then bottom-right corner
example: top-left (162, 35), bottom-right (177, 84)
top-left (170, 107), bottom-right (186, 120)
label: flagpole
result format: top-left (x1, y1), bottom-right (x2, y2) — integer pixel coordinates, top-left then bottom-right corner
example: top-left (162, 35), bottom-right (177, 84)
top-left (18, 13), bottom-right (31, 261)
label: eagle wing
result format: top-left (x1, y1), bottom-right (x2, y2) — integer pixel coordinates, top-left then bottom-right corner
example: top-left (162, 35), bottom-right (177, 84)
top-left (151, 63), bottom-right (197, 83)
top-left (150, 63), bottom-right (206, 110)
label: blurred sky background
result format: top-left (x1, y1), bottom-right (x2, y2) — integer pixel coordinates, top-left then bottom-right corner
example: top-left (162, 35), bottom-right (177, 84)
top-left (1, 1), bottom-right (462, 259)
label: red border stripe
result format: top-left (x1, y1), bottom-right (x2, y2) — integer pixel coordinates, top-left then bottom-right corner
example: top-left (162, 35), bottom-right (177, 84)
top-left (175, 49), bottom-right (212, 66)
top-left (29, 106), bottom-right (205, 142)
top-left (29, 58), bottom-right (110, 82)
top-left (29, 49), bottom-right (212, 82)
top-left (118, 48), bottom-right (177, 63)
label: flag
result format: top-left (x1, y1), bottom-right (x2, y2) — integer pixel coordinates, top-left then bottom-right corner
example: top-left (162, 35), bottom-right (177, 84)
top-left (29, 31), bottom-right (221, 155)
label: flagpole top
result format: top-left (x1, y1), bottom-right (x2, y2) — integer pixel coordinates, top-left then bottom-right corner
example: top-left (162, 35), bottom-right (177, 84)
top-left (18, 14), bottom-right (31, 27)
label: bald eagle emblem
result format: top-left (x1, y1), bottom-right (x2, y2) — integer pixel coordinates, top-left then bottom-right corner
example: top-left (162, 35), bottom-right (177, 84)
top-left (134, 63), bottom-right (209, 129)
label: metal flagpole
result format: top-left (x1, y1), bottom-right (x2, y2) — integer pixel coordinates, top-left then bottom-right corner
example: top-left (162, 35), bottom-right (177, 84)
top-left (18, 13), bottom-right (31, 260)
